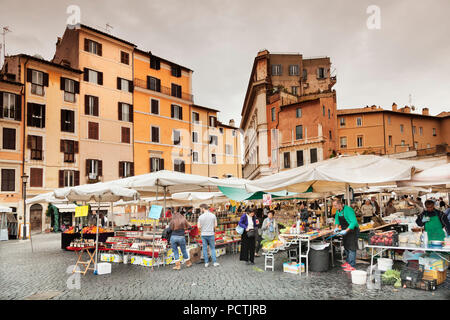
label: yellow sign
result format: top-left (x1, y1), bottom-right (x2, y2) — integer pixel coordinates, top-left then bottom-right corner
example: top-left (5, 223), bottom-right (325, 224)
top-left (75, 205), bottom-right (89, 217)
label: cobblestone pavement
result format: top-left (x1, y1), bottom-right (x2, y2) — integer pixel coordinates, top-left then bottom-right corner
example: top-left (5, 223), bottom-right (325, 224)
top-left (0, 233), bottom-right (449, 300)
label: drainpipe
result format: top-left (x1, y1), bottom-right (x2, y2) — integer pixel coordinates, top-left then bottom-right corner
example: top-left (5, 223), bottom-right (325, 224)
top-left (22, 57), bottom-right (30, 226)
top-left (382, 112), bottom-right (386, 155)
top-left (410, 117), bottom-right (415, 151)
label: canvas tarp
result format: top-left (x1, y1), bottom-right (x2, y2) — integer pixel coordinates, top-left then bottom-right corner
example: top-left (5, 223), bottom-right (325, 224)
top-left (245, 155), bottom-right (437, 194)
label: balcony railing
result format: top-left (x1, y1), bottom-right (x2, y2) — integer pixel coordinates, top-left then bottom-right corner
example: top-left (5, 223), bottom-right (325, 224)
top-left (134, 78), bottom-right (194, 102)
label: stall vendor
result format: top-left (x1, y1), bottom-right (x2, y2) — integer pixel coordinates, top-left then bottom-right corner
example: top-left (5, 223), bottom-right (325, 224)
top-left (333, 198), bottom-right (359, 272)
top-left (415, 200), bottom-right (450, 241)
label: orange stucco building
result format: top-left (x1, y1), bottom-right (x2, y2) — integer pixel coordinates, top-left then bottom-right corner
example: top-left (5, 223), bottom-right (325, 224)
top-left (337, 104), bottom-right (450, 156)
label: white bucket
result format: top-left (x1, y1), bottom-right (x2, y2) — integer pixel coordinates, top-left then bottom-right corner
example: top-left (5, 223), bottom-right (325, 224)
top-left (351, 270), bottom-right (367, 285)
top-left (378, 258), bottom-right (393, 271)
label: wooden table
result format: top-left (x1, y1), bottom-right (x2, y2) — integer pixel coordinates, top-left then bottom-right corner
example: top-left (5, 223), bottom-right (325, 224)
top-left (66, 246), bottom-right (98, 275)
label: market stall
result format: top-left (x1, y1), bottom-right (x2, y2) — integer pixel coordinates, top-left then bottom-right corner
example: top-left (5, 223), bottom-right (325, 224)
top-left (0, 206), bottom-right (13, 241)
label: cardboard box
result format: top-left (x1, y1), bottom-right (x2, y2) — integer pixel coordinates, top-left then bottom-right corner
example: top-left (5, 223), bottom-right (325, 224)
top-left (189, 247), bottom-right (201, 264)
top-left (423, 269), bottom-right (447, 285)
top-left (419, 256), bottom-right (448, 272)
top-left (100, 253), bottom-right (112, 262)
top-left (283, 262), bottom-right (305, 275)
top-left (141, 257), bottom-right (160, 267)
top-left (131, 255), bottom-right (142, 265)
top-left (110, 254), bottom-right (123, 263)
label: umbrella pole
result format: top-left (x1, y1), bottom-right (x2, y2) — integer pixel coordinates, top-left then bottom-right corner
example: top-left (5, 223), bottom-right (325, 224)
top-left (153, 186), bottom-right (158, 271)
top-left (94, 197), bottom-right (100, 273)
top-left (345, 183), bottom-right (350, 206)
top-left (110, 202), bottom-right (113, 228)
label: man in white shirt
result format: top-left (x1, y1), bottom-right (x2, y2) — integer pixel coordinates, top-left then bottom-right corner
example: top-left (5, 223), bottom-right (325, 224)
top-left (198, 204), bottom-right (219, 267)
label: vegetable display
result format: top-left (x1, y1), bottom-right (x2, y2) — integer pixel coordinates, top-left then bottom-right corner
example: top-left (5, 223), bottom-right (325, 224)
top-left (381, 269), bottom-right (402, 288)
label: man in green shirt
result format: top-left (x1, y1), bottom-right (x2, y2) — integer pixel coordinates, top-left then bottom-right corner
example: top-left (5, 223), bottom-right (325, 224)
top-left (333, 198), bottom-right (360, 272)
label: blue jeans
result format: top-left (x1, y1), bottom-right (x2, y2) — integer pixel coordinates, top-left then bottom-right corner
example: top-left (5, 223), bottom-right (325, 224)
top-left (345, 249), bottom-right (356, 268)
top-left (170, 235), bottom-right (189, 262)
top-left (201, 235), bottom-right (217, 264)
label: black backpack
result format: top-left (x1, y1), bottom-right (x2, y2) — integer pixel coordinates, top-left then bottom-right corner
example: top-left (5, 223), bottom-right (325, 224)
top-left (162, 226), bottom-right (172, 242)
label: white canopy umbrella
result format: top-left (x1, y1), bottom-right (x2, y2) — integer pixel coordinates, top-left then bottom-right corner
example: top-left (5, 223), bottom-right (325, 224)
top-left (396, 163), bottom-right (450, 188)
top-left (245, 155), bottom-right (435, 194)
top-left (0, 205), bottom-right (13, 213)
top-left (54, 182), bottom-right (139, 274)
top-left (171, 191), bottom-right (230, 207)
top-left (26, 192), bottom-right (70, 205)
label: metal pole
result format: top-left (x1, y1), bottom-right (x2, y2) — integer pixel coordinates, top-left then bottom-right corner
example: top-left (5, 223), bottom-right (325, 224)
top-left (94, 197), bottom-right (100, 273)
top-left (345, 183), bottom-right (350, 207)
top-left (153, 185), bottom-right (158, 270)
top-left (110, 202), bottom-right (113, 228)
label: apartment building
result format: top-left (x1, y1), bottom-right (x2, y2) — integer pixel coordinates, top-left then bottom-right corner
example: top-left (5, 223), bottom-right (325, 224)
top-left (53, 24), bottom-right (135, 183)
top-left (190, 105), bottom-right (242, 178)
top-left (337, 103), bottom-right (450, 156)
top-left (0, 78), bottom-right (24, 227)
top-left (1, 54), bottom-right (82, 233)
top-left (133, 48), bottom-right (193, 175)
top-left (240, 49), bottom-right (337, 179)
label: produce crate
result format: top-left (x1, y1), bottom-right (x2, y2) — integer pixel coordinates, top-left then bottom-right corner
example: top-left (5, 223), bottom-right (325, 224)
top-left (423, 269), bottom-right (448, 285)
top-left (369, 230), bottom-right (399, 247)
top-left (400, 267), bottom-right (423, 285)
top-left (402, 279), bottom-right (437, 291)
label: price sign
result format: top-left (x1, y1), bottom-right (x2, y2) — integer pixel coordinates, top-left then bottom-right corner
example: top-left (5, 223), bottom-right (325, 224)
top-left (263, 194), bottom-right (272, 206)
top-left (75, 205), bottom-right (89, 217)
top-left (148, 205), bottom-right (163, 220)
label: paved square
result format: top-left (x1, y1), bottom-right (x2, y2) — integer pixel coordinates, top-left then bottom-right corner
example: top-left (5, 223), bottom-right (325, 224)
top-left (0, 233), bottom-right (449, 300)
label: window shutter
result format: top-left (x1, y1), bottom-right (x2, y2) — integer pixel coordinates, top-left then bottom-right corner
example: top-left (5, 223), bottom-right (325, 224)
top-left (59, 170), bottom-right (64, 188)
top-left (316, 68), bottom-right (320, 78)
top-left (171, 105), bottom-right (174, 118)
top-left (129, 105), bottom-right (133, 122)
top-left (74, 171), bottom-right (80, 186)
top-left (84, 38), bottom-right (89, 51)
top-left (98, 72), bottom-right (103, 85)
top-left (0, 92), bottom-right (3, 118)
top-left (118, 102), bottom-right (122, 121)
top-left (130, 162), bottom-right (134, 176)
top-left (160, 158), bottom-right (164, 170)
top-left (74, 81), bottom-right (80, 94)
top-left (27, 103), bottom-right (33, 126)
top-left (69, 110), bottom-right (75, 132)
top-left (27, 69), bottom-right (33, 82)
top-left (324, 68), bottom-right (328, 78)
top-left (86, 159), bottom-right (91, 175)
top-left (181, 161), bottom-right (185, 173)
top-left (149, 158), bottom-right (153, 172)
top-left (98, 160), bottom-right (103, 176)
top-left (41, 105), bottom-right (46, 128)
top-left (156, 79), bottom-right (161, 92)
top-left (43, 73), bottom-right (49, 87)
top-left (83, 68), bottom-right (89, 82)
top-left (146, 76), bottom-right (150, 89)
top-left (60, 139), bottom-right (65, 152)
top-left (84, 95), bottom-right (89, 114)
top-left (128, 80), bottom-right (133, 93)
top-left (94, 97), bottom-right (99, 116)
top-left (98, 43), bottom-right (102, 56)
top-left (179, 106), bottom-right (183, 120)
top-left (15, 94), bottom-right (21, 121)
top-left (119, 161), bottom-right (124, 178)
top-left (28, 135), bottom-right (33, 149)
top-left (37, 136), bottom-right (43, 151)
top-left (74, 141), bottom-right (79, 153)
top-left (117, 77), bottom-right (121, 90)
top-left (60, 110), bottom-right (65, 131)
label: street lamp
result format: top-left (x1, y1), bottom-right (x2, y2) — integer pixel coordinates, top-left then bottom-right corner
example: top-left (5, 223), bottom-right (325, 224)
top-left (21, 174), bottom-right (28, 240)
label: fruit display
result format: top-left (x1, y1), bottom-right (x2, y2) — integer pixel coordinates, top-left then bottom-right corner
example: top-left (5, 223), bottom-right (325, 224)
top-left (262, 239), bottom-right (285, 251)
top-left (64, 226), bottom-right (76, 234)
top-left (369, 230), bottom-right (398, 247)
top-left (81, 226), bottom-right (111, 234)
top-left (360, 223), bottom-right (374, 231)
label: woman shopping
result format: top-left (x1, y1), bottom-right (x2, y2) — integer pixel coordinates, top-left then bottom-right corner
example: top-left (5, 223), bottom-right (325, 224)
top-left (261, 210), bottom-right (279, 241)
top-left (239, 208), bottom-right (257, 265)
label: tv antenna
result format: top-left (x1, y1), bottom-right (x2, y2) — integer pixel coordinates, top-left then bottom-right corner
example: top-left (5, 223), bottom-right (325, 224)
top-left (105, 23), bottom-right (113, 33)
top-left (1, 26), bottom-right (12, 67)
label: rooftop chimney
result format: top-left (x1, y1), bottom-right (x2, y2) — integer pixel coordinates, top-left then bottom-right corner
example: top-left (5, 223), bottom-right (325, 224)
top-left (392, 103), bottom-right (397, 111)
top-left (404, 106), bottom-right (411, 113)
top-left (229, 119), bottom-right (235, 127)
top-left (371, 105), bottom-right (377, 110)
top-left (56, 37), bottom-right (62, 46)
top-left (422, 108), bottom-right (429, 116)
top-left (257, 49), bottom-right (269, 56)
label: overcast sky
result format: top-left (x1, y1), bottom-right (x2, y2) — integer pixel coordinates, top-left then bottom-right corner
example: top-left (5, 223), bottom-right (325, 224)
top-left (1, 0), bottom-right (449, 127)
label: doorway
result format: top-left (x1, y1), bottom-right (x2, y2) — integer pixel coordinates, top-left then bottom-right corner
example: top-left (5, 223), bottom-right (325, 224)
top-left (30, 204), bottom-right (43, 233)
